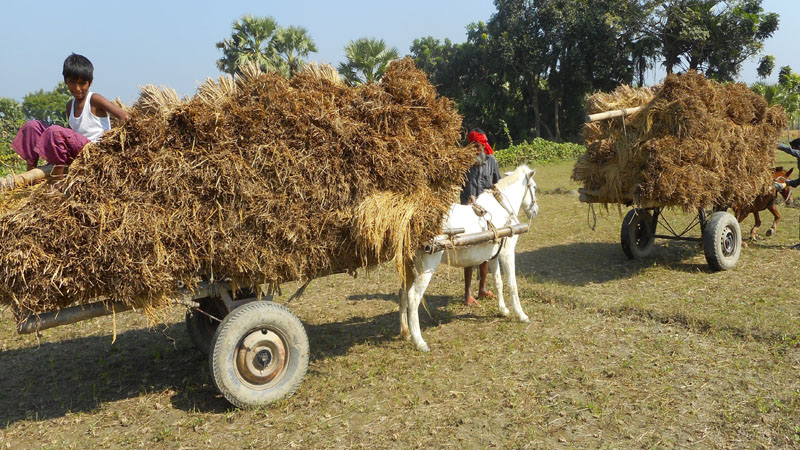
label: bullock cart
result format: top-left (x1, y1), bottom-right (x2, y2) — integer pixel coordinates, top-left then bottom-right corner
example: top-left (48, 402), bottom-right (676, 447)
top-left (579, 107), bottom-right (742, 271)
top-left (13, 223), bottom-right (529, 408)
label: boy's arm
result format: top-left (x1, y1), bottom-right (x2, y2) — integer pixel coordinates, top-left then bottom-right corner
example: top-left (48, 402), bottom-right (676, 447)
top-left (777, 143), bottom-right (800, 159)
top-left (90, 93), bottom-right (131, 124)
top-left (65, 99), bottom-right (72, 125)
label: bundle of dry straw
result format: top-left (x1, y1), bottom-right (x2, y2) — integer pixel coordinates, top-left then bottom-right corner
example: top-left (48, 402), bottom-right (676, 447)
top-left (573, 71), bottom-right (786, 210)
top-left (0, 58), bottom-right (473, 322)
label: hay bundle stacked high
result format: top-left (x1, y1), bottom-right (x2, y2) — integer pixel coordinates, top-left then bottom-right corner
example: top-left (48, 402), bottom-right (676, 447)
top-left (0, 58), bottom-right (474, 321)
top-left (573, 71), bottom-right (786, 209)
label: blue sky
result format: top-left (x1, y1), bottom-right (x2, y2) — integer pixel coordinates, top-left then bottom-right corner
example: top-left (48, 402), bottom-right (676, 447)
top-left (1, 0), bottom-right (796, 105)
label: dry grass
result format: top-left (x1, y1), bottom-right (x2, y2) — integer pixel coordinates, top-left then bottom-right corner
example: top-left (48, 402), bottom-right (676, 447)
top-left (574, 71), bottom-right (786, 211)
top-left (2, 156), bottom-right (799, 448)
top-left (0, 58), bottom-right (473, 323)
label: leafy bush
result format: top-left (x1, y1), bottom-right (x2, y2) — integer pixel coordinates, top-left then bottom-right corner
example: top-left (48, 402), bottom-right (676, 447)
top-left (494, 138), bottom-right (585, 167)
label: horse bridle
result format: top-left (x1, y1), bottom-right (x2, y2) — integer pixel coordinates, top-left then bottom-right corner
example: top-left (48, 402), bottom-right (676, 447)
top-left (492, 171), bottom-right (537, 225)
top-left (522, 171), bottom-right (537, 219)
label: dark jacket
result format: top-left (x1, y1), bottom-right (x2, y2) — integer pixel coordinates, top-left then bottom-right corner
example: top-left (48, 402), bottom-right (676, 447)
top-left (777, 143), bottom-right (800, 170)
top-left (460, 152), bottom-right (500, 205)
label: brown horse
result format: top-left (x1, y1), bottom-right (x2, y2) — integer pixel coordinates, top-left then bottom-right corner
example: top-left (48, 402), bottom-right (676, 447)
top-left (733, 167), bottom-right (793, 241)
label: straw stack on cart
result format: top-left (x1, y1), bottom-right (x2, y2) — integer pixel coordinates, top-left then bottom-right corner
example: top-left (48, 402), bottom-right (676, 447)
top-left (0, 58), bottom-right (474, 323)
top-left (573, 71), bottom-right (787, 210)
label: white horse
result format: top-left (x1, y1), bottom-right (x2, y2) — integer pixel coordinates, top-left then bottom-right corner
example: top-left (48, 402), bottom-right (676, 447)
top-left (399, 165), bottom-right (539, 351)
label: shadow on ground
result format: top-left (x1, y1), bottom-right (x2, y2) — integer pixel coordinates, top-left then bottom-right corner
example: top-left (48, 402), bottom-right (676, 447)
top-left (515, 241), bottom-right (711, 285)
top-left (0, 293), bottom-right (484, 427)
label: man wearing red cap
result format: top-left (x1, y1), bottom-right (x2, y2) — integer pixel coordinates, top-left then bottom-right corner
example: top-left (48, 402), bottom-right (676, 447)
top-left (460, 128), bottom-right (500, 306)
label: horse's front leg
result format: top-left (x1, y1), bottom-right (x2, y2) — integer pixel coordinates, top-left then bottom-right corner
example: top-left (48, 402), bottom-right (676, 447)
top-left (767, 204), bottom-right (781, 236)
top-left (498, 240), bottom-right (529, 323)
top-left (489, 257), bottom-right (508, 317)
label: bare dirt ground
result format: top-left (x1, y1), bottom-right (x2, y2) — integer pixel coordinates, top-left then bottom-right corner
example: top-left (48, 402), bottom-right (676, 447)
top-left (1, 154), bottom-right (799, 449)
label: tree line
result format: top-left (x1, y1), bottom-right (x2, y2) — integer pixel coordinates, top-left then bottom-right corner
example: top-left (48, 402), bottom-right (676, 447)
top-left (410, 0), bottom-right (789, 145)
top-left (2, 0), bottom-right (798, 171)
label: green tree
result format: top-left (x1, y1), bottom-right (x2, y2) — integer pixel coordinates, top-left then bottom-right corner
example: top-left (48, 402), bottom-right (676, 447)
top-left (22, 82), bottom-right (71, 126)
top-left (409, 36), bottom-right (463, 100)
top-left (752, 66), bottom-right (800, 135)
top-left (776, 66), bottom-right (800, 130)
top-left (750, 81), bottom-right (779, 104)
top-left (274, 26), bottom-right (318, 77)
top-left (0, 97), bottom-right (26, 169)
top-left (410, 0), bottom-right (782, 145)
top-left (216, 15), bottom-right (281, 76)
top-left (412, 24), bottom-right (519, 146)
top-left (653, 0), bottom-right (778, 81)
top-left (757, 54), bottom-right (775, 79)
top-left (338, 38), bottom-right (400, 85)
top-left (486, 0), bottom-right (655, 141)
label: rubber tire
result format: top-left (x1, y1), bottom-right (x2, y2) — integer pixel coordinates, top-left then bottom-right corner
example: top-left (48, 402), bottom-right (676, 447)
top-left (185, 297), bottom-right (226, 355)
top-left (621, 209), bottom-right (656, 259)
top-left (209, 301), bottom-right (309, 408)
top-left (703, 211), bottom-right (741, 271)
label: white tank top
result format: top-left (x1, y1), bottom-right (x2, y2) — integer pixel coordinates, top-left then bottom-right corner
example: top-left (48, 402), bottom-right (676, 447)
top-left (69, 92), bottom-right (111, 143)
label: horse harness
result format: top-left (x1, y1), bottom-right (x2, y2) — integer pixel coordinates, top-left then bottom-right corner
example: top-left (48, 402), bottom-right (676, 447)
top-left (467, 188), bottom-right (521, 260)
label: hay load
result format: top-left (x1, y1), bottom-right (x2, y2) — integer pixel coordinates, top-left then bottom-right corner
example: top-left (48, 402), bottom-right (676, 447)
top-left (0, 58), bottom-right (474, 321)
top-left (573, 71), bottom-right (787, 210)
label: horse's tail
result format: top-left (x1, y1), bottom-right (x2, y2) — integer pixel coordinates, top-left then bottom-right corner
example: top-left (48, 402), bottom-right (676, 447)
top-left (420, 296), bottom-right (437, 323)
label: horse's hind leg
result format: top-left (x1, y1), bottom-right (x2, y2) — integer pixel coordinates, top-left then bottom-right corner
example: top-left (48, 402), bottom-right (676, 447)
top-left (767, 204), bottom-right (781, 236)
top-left (498, 240), bottom-right (529, 323)
top-left (750, 211), bottom-right (761, 240)
top-left (406, 253), bottom-right (441, 351)
top-left (399, 287), bottom-right (410, 340)
top-left (399, 261), bottom-right (416, 340)
top-left (489, 257), bottom-right (509, 317)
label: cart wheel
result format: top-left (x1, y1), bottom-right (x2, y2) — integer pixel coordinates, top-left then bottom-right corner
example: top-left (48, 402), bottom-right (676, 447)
top-left (209, 301), bottom-right (309, 408)
top-left (185, 297), bottom-right (226, 355)
top-left (703, 211), bottom-right (741, 271)
top-left (621, 209), bottom-right (656, 259)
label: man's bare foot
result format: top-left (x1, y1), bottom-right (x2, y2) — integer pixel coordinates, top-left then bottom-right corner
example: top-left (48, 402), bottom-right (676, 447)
top-left (477, 290), bottom-right (495, 300)
top-left (464, 296), bottom-right (480, 307)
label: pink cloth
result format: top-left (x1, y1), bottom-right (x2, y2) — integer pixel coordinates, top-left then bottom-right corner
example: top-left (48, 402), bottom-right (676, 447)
top-left (11, 120), bottom-right (90, 166)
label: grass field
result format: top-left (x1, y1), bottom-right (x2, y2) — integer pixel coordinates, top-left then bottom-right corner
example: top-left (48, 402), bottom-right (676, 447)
top-left (1, 153), bottom-right (800, 449)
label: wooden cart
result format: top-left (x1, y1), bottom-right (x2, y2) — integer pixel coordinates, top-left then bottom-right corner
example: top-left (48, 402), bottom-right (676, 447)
top-left (17, 282), bottom-right (310, 409)
top-left (13, 223), bottom-right (529, 408)
top-left (578, 191), bottom-right (742, 271)
top-left (580, 106), bottom-right (742, 271)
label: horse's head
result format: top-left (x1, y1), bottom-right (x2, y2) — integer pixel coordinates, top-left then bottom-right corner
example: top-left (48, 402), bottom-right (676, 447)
top-left (512, 165), bottom-right (538, 219)
top-left (522, 168), bottom-right (538, 219)
top-left (498, 164), bottom-right (538, 220)
top-left (774, 167), bottom-right (793, 203)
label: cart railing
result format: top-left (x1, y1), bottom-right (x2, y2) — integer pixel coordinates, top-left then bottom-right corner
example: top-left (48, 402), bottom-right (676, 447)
top-left (16, 282), bottom-right (216, 335)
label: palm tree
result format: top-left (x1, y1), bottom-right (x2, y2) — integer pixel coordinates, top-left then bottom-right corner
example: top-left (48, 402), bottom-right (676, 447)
top-left (216, 15), bottom-right (281, 76)
top-left (750, 82), bottom-right (780, 106)
top-left (338, 38), bottom-right (400, 85)
top-left (752, 81), bottom-right (800, 139)
top-left (274, 26), bottom-right (318, 77)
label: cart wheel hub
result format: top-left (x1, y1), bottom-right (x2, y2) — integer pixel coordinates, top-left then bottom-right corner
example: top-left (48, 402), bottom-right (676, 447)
top-left (722, 228), bottom-right (735, 255)
top-left (256, 349), bottom-right (272, 368)
top-left (235, 328), bottom-right (287, 388)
